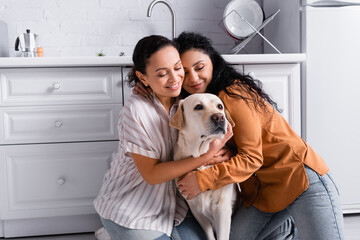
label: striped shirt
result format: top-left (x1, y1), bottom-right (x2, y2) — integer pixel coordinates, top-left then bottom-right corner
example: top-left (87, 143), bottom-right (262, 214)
top-left (94, 93), bottom-right (188, 236)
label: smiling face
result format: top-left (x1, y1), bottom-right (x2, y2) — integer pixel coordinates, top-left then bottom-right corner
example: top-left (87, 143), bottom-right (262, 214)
top-left (136, 46), bottom-right (184, 104)
top-left (181, 49), bottom-right (213, 94)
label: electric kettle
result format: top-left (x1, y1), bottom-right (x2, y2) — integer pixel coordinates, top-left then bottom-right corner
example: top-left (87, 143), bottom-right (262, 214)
top-left (15, 29), bottom-right (38, 57)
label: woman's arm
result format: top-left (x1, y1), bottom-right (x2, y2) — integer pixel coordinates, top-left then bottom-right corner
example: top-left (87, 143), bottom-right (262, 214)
top-left (196, 95), bottom-right (264, 192)
top-left (177, 145), bottom-right (236, 199)
top-left (132, 153), bottom-right (208, 185)
top-left (178, 93), bottom-right (264, 197)
top-left (132, 122), bottom-right (233, 185)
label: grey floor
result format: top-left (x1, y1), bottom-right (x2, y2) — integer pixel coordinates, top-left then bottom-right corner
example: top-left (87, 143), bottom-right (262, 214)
top-left (5, 214), bottom-right (360, 240)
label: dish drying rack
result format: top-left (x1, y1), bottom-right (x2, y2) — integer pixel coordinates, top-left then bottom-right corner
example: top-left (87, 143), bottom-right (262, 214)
top-left (219, 9), bottom-right (281, 54)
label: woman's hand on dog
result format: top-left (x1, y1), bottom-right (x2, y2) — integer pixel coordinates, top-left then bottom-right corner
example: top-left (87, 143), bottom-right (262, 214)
top-left (205, 145), bottom-right (235, 166)
top-left (177, 171), bottom-right (201, 200)
top-left (203, 122), bottom-right (233, 165)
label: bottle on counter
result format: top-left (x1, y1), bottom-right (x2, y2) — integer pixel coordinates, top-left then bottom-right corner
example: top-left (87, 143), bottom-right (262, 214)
top-left (37, 46), bottom-right (43, 57)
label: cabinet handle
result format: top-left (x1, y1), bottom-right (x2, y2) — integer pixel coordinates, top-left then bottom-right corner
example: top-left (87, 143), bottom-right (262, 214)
top-left (54, 121), bottom-right (63, 128)
top-left (57, 178), bottom-right (65, 185)
top-left (53, 82), bottom-right (61, 90)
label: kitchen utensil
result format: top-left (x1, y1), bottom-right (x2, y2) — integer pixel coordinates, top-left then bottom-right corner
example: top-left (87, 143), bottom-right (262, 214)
top-left (223, 0), bottom-right (264, 39)
top-left (15, 29), bottom-right (38, 57)
top-left (228, 10), bottom-right (281, 54)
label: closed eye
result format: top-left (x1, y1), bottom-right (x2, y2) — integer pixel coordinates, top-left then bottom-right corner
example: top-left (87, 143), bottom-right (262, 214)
top-left (194, 104), bottom-right (203, 110)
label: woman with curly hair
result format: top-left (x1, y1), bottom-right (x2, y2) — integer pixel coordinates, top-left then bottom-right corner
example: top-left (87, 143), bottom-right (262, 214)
top-left (135, 31), bottom-right (344, 240)
top-left (174, 32), bottom-right (344, 240)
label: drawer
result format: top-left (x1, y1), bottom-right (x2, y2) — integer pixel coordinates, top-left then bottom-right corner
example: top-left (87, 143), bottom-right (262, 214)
top-left (0, 141), bottom-right (117, 219)
top-left (0, 104), bottom-right (121, 144)
top-left (0, 67), bottom-right (122, 106)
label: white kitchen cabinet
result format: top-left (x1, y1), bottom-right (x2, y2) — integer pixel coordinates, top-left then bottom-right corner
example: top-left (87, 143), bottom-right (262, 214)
top-left (0, 66), bottom-right (123, 238)
top-left (0, 142), bottom-right (116, 220)
top-left (0, 55), bottom-right (304, 238)
top-left (237, 64), bottom-right (301, 136)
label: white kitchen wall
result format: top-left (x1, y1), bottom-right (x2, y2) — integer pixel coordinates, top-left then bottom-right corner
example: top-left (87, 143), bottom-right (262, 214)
top-left (0, 0), bottom-right (264, 57)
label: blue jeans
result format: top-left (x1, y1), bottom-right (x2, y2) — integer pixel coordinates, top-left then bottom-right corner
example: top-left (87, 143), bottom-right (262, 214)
top-left (230, 165), bottom-right (344, 240)
top-left (101, 210), bottom-right (295, 240)
top-left (101, 211), bottom-right (207, 240)
top-left (102, 211), bottom-right (297, 240)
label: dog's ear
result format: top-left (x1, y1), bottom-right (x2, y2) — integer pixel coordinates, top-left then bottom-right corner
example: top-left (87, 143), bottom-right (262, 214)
top-left (169, 100), bottom-right (184, 130)
top-left (225, 108), bottom-right (235, 127)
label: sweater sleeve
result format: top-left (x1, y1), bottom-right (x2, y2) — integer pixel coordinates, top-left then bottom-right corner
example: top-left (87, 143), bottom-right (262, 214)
top-left (196, 92), bottom-right (264, 192)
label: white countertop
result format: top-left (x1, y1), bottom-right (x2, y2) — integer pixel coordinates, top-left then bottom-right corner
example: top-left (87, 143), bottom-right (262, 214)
top-left (0, 54), bottom-right (306, 68)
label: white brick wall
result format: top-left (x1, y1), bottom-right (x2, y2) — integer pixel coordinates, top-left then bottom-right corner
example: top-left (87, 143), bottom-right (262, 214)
top-left (0, 0), bottom-right (264, 57)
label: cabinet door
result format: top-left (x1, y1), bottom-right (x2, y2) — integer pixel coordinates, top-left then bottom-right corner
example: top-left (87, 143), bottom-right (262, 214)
top-left (121, 66), bottom-right (133, 104)
top-left (0, 141), bottom-right (117, 220)
top-left (243, 64), bottom-right (301, 136)
top-left (0, 67), bottom-right (122, 106)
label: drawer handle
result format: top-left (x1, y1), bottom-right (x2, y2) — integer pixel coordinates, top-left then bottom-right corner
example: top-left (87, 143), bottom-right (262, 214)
top-left (57, 178), bottom-right (65, 185)
top-left (54, 121), bottom-right (63, 128)
top-left (53, 82), bottom-right (61, 90)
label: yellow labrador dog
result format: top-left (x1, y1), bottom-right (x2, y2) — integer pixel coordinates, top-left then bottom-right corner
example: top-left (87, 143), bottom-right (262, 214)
top-left (170, 93), bottom-right (237, 240)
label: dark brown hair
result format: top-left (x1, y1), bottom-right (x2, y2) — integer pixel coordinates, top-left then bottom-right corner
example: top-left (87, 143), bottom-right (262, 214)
top-left (127, 35), bottom-right (178, 88)
top-left (175, 32), bottom-right (280, 113)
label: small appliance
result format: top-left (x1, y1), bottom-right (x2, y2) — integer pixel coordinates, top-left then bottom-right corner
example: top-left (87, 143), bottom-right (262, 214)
top-left (15, 29), bottom-right (38, 57)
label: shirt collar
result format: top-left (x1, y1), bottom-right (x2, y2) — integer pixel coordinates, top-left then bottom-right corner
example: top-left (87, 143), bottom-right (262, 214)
top-left (149, 92), bottom-right (181, 117)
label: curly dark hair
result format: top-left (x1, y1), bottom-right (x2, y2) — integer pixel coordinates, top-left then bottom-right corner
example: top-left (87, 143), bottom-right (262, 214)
top-left (127, 35), bottom-right (178, 88)
top-left (175, 32), bottom-right (280, 113)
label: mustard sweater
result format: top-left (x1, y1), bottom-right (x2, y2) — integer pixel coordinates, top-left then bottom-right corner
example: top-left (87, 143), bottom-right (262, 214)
top-left (196, 88), bottom-right (329, 212)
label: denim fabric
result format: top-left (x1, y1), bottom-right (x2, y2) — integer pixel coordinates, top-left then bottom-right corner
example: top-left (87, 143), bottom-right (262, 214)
top-left (287, 166), bottom-right (344, 239)
top-left (230, 205), bottom-right (298, 240)
top-left (230, 165), bottom-right (344, 240)
top-left (101, 217), bottom-right (167, 240)
top-left (101, 211), bottom-right (206, 240)
top-left (170, 211), bottom-right (207, 240)
top-left (101, 166), bottom-right (344, 240)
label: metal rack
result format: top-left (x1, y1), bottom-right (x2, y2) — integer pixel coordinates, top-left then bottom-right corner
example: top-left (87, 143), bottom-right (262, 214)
top-left (219, 9), bottom-right (281, 54)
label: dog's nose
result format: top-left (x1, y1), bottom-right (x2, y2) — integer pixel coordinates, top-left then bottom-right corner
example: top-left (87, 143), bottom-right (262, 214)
top-left (211, 113), bottom-right (224, 124)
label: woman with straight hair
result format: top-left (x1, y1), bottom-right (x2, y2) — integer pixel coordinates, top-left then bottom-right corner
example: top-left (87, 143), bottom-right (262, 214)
top-left (94, 34), bottom-right (232, 240)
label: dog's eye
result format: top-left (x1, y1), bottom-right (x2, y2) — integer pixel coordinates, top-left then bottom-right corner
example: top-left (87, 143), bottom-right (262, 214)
top-left (194, 104), bottom-right (203, 110)
top-left (217, 104), bottom-right (223, 110)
